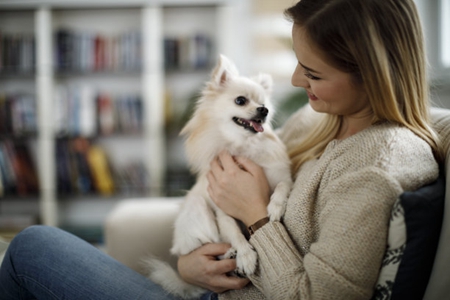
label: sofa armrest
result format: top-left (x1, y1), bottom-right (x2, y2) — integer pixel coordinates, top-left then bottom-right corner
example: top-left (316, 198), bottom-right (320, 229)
top-left (104, 197), bottom-right (183, 274)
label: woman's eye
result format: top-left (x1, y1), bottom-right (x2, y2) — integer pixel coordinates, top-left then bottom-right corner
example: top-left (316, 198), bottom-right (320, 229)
top-left (304, 72), bottom-right (320, 80)
top-left (235, 96), bottom-right (247, 106)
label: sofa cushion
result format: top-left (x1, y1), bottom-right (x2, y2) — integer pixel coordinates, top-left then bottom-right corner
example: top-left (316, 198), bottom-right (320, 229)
top-left (372, 198), bottom-right (406, 300)
top-left (391, 174), bottom-right (445, 299)
top-left (372, 174), bottom-right (445, 300)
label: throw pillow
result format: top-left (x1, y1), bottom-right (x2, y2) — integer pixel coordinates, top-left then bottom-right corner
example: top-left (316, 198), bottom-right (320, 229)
top-left (391, 174), bottom-right (445, 299)
top-left (372, 174), bottom-right (445, 300)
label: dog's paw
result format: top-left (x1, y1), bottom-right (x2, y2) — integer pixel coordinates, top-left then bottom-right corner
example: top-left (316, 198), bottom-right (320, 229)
top-left (267, 199), bottom-right (286, 222)
top-left (235, 244), bottom-right (257, 277)
top-left (267, 181), bottom-right (291, 222)
top-left (224, 247), bottom-right (237, 260)
top-left (217, 247), bottom-right (237, 261)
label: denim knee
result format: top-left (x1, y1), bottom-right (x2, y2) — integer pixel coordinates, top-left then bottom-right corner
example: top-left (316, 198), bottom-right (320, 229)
top-left (18, 224), bottom-right (54, 237)
top-left (15, 224), bottom-right (54, 238)
top-left (9, 225), bottom-right (59, 253)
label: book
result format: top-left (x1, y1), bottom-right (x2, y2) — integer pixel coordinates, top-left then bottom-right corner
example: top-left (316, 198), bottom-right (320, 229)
top-left (0, 140), bottom-right (38, 196)
top-left (56, 139), bottom-right (73, 194)
top-left (86, 145), bottom-right (114, 195)
top-left (0, 142), bottom-right (16, 194)
top-left (54, 86), bottom-right (142, 137)
top-left (0, 93), bottom-right (37, 136)
top-left (164, 33), bottom-right (213, 71)
top-left (71, 138), bottom-right (93, 194)
top-left (12, 142), bottom-right (38, 195)
top-left (56, 29), bottom-right (73, 71)
top-left (54, 29), bottom-right (141, 73)
top-left (97, 93), bottom-right (115, 136)
top-left (78, 85), bottom-right (96, 137)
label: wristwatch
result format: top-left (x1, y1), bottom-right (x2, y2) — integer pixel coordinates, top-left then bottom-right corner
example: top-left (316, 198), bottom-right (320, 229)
top-left (248, 216), bottom-right (270, 235)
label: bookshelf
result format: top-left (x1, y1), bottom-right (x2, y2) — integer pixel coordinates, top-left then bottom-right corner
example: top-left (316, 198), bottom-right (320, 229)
top-left (0, 0), bottom-right (250, 239)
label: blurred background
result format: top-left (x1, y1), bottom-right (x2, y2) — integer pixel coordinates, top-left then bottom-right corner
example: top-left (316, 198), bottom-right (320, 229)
top-left (0, 0), bottom-right (448, 243)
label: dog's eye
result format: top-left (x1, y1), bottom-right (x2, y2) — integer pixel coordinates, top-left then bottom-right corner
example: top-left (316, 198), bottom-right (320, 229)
top-left (235, 96), bottom-right (247, 106)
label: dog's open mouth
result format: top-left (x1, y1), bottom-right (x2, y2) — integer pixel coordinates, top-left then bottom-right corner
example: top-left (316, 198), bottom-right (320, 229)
top-left (232, 117), bottom-right (264, 133)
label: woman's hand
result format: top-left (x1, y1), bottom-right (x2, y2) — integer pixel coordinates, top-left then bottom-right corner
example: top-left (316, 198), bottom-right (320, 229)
top-left (207, 151), bottom-right (271, 226)
top-left (178, 243), bottom-right (250, 293)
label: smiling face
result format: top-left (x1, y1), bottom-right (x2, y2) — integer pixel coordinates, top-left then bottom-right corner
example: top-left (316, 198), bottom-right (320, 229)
top-left (291, 25), bottom-right (371, 119)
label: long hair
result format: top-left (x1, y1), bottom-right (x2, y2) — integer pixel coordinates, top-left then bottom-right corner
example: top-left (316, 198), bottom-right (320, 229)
top-left (285, 0), bottom-right (441, 173)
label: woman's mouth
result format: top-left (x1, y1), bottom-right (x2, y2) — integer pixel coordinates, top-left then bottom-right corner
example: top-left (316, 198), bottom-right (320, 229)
top-left (307, 91), bottom-right (318, 101)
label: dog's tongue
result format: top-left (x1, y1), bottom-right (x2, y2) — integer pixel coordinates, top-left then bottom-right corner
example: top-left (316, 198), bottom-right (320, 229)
top-left (251, 121), bottom-right (264, 132)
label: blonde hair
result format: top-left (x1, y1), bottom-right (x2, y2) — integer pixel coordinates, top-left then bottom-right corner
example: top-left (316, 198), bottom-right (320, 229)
top-left (285, 0), bottom-right (441, 173)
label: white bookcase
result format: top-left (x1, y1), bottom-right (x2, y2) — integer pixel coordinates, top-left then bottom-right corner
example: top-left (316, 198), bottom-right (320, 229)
top-left (0, 0), bottom-right (251, 237)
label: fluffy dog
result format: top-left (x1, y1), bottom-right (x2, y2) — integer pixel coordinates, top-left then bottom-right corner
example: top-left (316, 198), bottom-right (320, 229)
top-left (144, 55), bottom-right (292, 299)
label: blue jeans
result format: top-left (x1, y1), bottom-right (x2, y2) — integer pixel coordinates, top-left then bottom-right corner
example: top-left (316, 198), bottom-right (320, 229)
top-left (0, 225), bottom-right (217, 300)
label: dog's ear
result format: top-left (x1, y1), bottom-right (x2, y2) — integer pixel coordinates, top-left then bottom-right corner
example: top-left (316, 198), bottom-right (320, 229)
top-left (254, 73), bottom-right (273, 93)
top-left (212, 54), bottom-right (239, 86)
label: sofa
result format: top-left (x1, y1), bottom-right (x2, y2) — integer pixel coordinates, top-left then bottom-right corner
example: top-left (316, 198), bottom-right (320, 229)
top-left (104, 107), bottom-right (450, 300)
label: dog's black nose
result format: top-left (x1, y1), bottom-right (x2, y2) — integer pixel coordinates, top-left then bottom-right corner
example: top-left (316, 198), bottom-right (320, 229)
top-left (257, 106), bottom-right (268, 117)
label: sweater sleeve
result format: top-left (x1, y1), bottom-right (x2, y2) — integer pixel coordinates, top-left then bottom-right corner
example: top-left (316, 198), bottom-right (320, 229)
top-left (247, 167), bottom-right (403, 300)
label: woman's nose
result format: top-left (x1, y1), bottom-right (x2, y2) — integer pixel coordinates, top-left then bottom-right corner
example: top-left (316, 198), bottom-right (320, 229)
top-left (291, 65), bottom-right (309, 88)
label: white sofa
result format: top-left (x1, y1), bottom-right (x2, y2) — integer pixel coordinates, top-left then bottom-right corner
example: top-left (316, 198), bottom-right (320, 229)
top-left (104, 107), bottom-right (450, 300)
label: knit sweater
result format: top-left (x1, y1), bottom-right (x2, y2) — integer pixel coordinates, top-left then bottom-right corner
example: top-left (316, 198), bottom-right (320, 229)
top-left (219, 105), bottom-right (439, 300)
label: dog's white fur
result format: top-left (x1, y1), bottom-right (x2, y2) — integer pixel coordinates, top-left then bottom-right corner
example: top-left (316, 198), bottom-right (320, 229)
top-left (144, 55), bottom-right (292, 299)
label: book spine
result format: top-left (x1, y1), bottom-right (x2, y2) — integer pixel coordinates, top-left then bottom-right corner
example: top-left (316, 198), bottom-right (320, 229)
top-left (164, 33), bottom-right (213, 71)
top-left (0, 32), bottom-right (36, 74)
top-left (0, 140), bottom-right (38, 196)
top-left (54, 29), bottom-right (144, 73)
top-left (78, 85), bottom-right (96, 137)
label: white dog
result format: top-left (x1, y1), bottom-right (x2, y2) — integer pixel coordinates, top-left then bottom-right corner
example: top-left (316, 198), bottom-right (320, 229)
top-left (144, 55), bottom-right (292, 299)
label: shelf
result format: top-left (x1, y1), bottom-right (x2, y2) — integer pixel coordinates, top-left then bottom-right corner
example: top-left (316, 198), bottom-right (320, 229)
top-left (0, 0), bottom-right (236, 9)
top-left (0, 73), bottom-right (36, 79)
top-left (0, 0), bottom-right (250, 237)
top-left (54, 70), bottom-right (141, 78)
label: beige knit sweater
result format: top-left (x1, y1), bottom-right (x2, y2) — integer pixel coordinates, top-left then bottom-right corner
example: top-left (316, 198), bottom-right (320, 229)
top-left (220, 105), bottom-right (439, 300)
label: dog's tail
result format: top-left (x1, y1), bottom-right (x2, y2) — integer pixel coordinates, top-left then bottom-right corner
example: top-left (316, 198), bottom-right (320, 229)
top-left (142, 256), bottom-right (207, 299)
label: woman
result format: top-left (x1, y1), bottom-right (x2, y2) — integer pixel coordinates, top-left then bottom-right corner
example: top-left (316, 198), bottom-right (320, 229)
top-left (180, 0), bottom-right (440, 299)
top-left (0, 0), bottom-right (441, 299)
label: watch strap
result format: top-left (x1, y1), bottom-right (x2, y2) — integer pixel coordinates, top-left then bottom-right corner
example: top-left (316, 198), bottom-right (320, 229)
top-left (248, 216), bottom-right (270, 235)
